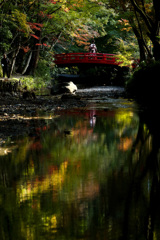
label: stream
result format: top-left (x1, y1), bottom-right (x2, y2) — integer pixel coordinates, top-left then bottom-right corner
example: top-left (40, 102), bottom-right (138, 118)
top-left (0, 86), bottom-right (160, 240)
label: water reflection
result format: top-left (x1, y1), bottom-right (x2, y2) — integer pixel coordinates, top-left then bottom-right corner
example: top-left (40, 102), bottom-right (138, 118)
top-left (1, 103), bottom-right (160, 240)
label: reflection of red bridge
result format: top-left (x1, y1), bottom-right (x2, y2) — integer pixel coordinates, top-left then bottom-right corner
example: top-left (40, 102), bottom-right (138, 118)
top-left (54, 53), bottom-right (121, 66)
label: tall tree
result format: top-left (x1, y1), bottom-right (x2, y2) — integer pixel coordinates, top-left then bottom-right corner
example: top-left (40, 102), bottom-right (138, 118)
top-left (107, 0), bottom-right (160, 60)
top-left (130, 0), bottom-right (160, 60)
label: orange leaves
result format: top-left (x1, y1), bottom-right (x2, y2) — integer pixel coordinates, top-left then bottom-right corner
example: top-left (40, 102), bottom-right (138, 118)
top-left (28, 22), bottom-right (43, 41)
top-left (43, 43), bottom-right (51, 47)
top-left (22, 46), bottom-right (31, 53)
top-left (27, 20), bottom-right (51, 48)
top-left (121, 27), bottom-right (132, 32)
top-left (118, 18), bottom-right (130, 25)
top-left (30, 34), bottom-right (40, 40)
top-left (35, 43), bottom-right (51, 48)
top-left (118, 18), bottom-right (132, 32)
top-left (73, 26), bottom-right (99, 47)
top-left (28, 22), bottom-right (43, 40)
top-left (28, 22), bottom-right (43, 31)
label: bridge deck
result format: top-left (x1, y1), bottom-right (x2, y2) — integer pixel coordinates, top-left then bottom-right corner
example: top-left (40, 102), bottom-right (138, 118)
top-left (54, 53), bottom-right (120, 66)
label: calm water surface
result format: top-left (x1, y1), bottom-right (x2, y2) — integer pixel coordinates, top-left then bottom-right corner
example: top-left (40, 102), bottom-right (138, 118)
top-left (1, 87), bottom-right (160, 240)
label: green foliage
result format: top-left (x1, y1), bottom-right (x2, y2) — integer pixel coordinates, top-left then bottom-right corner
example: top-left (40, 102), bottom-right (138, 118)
top-left (34, 59), bottom-right (51, 82)
top-left (0, 25), bottom-right (13, 53)
top-left (11, 9), bottom-right (31, 36)
top-left (116, 53), bottom-right (132, 68)
top-left (115, 38), bottom-right (139, 68)
top-left (20, 76), bottom-right (36, 90)
top-left (20, 75), bottom-right (48, 92)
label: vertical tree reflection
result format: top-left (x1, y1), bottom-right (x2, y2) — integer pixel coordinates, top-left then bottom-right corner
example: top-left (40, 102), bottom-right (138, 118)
top-left (120, 110), bottom-right (160, 240)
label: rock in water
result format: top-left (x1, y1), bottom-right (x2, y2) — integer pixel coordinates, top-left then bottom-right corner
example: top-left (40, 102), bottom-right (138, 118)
top-left (65, 81), bottom-right (77, 94)
top-left (51, 81), bottom-right (77, 95)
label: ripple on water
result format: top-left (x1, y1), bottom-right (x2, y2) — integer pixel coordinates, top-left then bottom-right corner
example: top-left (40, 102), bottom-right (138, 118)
top-left (77, 86), bottom-right (136, 110)
top-left (77, 86), bottom-right (125, 93)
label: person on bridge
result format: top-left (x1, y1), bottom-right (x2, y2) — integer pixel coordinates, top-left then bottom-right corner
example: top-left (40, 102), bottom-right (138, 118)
top-left (89, 40), bottom-right (97, 53)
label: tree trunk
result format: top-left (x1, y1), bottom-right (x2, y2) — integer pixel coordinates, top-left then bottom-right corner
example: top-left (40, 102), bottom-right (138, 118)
top-left (10, 46), bottom-right (20, 76)
top-left (25, 32), bottom-right (41, 75)
top-left (22, 51), bottom-right (32, 75)
top-left (130, 0), bottom-right (160, 60)
top-left (132, 25), bottom-right (146, 61)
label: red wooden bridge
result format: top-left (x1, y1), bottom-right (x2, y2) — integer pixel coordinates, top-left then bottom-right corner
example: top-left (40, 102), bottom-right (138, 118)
top-left (54, 53), bottom-right (121, 66)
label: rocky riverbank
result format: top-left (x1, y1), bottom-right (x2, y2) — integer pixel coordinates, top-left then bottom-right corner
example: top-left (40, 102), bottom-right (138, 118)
top-left (0, 93), bottom-right (86, 145)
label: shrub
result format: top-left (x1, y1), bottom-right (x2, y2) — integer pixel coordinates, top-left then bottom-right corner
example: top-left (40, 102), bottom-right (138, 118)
top-left (20, 76), bottom-right (47, 91)
top-left (20, 76), bottom-right (35, 90)
top-left (19, 60), bottom-right (51, 93)
top-left (34, 59), bottom-right (51, 83)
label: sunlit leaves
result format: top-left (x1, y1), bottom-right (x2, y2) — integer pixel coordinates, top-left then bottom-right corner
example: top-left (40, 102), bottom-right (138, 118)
top-left (11, 9), bottom-right (32, 36)
top-left (115, 38), bottom-right (137, 67)
top-left (118, 18), bottom-right (132, 32)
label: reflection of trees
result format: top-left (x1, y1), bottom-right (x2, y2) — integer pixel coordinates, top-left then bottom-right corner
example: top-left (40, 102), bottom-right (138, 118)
top-left (0, 109), bottom-right (141, 239)
top-left (119, 111), bottom-right (160, 240)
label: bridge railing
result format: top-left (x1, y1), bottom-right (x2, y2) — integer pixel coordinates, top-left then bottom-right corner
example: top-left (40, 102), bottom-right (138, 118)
top-left (54, 53), bottom-right (119, 65)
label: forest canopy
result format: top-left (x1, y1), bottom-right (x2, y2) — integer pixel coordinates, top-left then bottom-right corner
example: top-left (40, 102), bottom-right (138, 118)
top-left (0, 0), bottom-right (159, 77)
